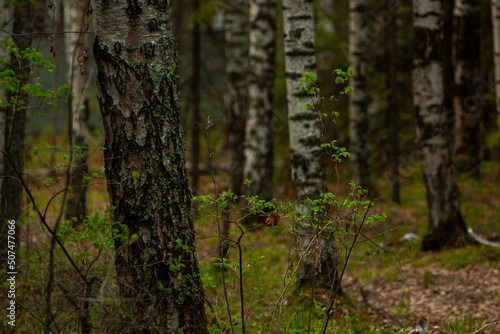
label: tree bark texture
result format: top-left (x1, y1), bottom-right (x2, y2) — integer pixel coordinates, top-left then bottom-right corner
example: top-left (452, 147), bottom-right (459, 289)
top-left (492, 0), bottom-right (500, 130)
top-left (93, 1), bottom-right (208, 333)
top-left (65, 0), bottom-right (91, 222)
top-left (224, 0), bottom-right (248, 197)
top-left (243, 0), bottom-right (276, 201)
top-left (453, 0), bottom-right (481, 174)
top-left (349, 0), bottom-right (370, 187)
top-left (413, 0), bottom-right (470, 251)
top-left (283, 0), bottom-right (337, 290)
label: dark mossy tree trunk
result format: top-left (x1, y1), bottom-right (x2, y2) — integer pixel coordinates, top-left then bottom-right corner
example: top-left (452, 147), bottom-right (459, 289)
top-left (243, 0), bottom-right (276, 201)
top-left (93, 1), bottom-right (208, 333)
top-left (453, 0), bottom-right (481, 174)
top-left (65, 0), bottom-right (91, 222)
top-left (413, 0), bottom-right (472, 251)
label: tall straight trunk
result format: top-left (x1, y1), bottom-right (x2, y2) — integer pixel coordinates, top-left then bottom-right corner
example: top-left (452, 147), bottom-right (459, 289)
top-left (243, 0), bottom-right (276, 200)
top-left (1, 0), bottom-right (33, 260)
top-left (220, 1), bottom-right (249, 259)
top-left (283, 0), bottom-right (337, 289)
top-left (349, 0), bottom-right (370, 187)
top-left (190, 0), bottom-right (201, 197)
top-left (453, 0), bottom-right (481, 174)
top-left (65, 0), bottom-right (91, 222)
top-left (413, 0), bottom-right (471, 251)
top-left (93, 1), bottom-right (208, 333)
top-left (224, 0), bottom-right (249, 197)
top-left (388, 1), bottom-right (400, 203)
top-left (492, 0), bottom-right (500, 130)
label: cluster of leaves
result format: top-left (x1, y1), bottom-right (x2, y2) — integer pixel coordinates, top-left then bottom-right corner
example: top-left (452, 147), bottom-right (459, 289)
top-left (0, 38), bottom-right (71, 115)
top-left (193, 68), bottom-right (389, 333)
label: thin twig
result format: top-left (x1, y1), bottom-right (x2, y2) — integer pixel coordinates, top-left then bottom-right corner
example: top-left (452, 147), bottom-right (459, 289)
top-left (468, 320), bottom-right (500, 334)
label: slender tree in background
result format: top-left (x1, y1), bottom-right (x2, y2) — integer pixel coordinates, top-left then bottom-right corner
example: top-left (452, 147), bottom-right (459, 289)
top-left (65, 0), bottom-right (92, 221)
top-left (492, 0), bottom-right (500, 130)
top-left (1, 0), bottom-right (33, 258)
top-left (224, 0), bottom-right (249, 197)
top-left (413, 0), bottom-right (471, 250)
top-left (220, 0), bottom-right (249, 259)
top-left (453, 0), bottom-right (481, 174)
top-left (349, 0), bottom-right (370, 187)
top-left (0, 0), bottom-right (12, 209)
top-left (93, 1), bottom-right (208, 332)
top-left (190, 0), bottom-right (201, 196)
top-left (283, 0), bottom-right (337, 289)
top-left (388, 1), bottom-right (400, 203)
top-left (243, 0), bottom-right (276, 201)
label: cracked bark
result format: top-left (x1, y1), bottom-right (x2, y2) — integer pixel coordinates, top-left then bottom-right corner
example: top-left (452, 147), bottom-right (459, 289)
top-left (94, 1), bottom-right (208, 332)
top-left (413, 0), bottom-right (472, 251)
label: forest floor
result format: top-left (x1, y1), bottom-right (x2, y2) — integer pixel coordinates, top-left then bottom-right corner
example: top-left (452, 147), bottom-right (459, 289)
top-left (14, 151), bottom-right (500, 333)
top-left (343, 258), bottom-right (500, 333)
top-left (195, 161), bottom-right (500, 333)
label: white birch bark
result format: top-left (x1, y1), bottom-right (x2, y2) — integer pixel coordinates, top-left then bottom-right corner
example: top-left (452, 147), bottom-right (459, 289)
top-left (243, 0), bottom-right (276, 200)
top-left (492, 0), bottom-right (500, 130)
top-left (349, 0), bottom-right (370, 186)
top-left (413, 0), bottom-right (470, 250)
top-left (283, 0), bottom-right (336, 289)
top-left (65, 0), bottom-right (91, 221)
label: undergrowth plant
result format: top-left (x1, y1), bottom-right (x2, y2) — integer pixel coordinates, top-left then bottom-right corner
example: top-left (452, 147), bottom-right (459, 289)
top-left (194, 69), bottom-right (388, 334)
top-left (0, 38), bottom-right (123, 333)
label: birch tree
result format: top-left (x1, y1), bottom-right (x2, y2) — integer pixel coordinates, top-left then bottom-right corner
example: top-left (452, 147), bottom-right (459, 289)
top-left (492, 0), bottom-right (500, 130)
top-left (93, 1), bottom-right (208, 332)
top-left (65, 0), bottom-right (92, 221)
top-left (349, 0), bottom-right (370, 187)
top-left (453, 0), bottom-right (480, 174)
top-left (413, 0), bottom-right (471, 250)
top-left (243, 0), bottom-right (276, 201)
top-left (283, 0), bottom-right (337, 289)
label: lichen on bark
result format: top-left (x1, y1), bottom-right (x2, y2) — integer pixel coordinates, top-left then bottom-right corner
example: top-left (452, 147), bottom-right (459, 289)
top-left (94, 1), bottom-right (208, 332)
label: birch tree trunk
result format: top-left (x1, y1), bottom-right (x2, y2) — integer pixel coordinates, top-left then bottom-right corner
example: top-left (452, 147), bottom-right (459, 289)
top-left (492, 0), bottom-right (500, 130)
top-left (413, 0), bottom-right (471, 251)
top-left (93, 1), bottom-right (208, 332)
top-left (243, 0), bottom-right (276, 201)
top-left (453, 0), bottom-right (480, 174)
top-left (349, 0), bottom-right (370, 187)
top-left (224, 0), bottom-right (248, 197)
top-left (283, 0), bottom-right (337, 289)
top-left (65, 0), bottom-right (91, 222)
